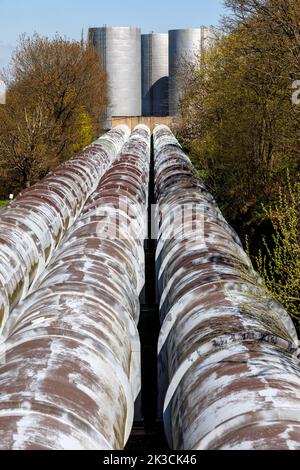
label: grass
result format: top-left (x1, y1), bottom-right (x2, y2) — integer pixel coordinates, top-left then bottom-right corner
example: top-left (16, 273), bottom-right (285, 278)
top-left (0, 200), bottom-right (9, 209)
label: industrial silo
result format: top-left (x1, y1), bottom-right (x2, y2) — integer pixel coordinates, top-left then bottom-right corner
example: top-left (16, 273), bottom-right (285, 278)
top-left (89, 27), bottom-right (142, 128)
top-left (142, 33), bottom-right (169, 116)
top-left (169, 27), bottom-right (212, 116)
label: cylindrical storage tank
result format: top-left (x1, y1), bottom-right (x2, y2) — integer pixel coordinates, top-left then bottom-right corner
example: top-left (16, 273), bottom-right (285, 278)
top-left (89, 27), bottom-right (142, 128)
top-left (142, 33), bottom-right (169, 116)
top-left (169, 27), bottom-right (212, 116)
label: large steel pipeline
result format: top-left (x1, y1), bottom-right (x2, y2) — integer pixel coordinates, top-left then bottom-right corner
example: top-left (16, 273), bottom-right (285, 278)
top-left (0, 126), bottom-right (130, 333)
top-left (154, 125), bottom-right (300, 450)
top-left (0, 124), bottom-right (150, 450)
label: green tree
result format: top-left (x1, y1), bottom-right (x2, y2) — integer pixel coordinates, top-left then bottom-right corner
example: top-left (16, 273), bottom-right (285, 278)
top-left (176, 0), bottom-right (300, 325)
top-left (254, 175), bottom-right (300, 323)
top-left (72, 110), bottom-right (94, 154)
top-left (0, 34), bottom-right (107, 190)
top-left (177, 7), bottom-right (300, 237)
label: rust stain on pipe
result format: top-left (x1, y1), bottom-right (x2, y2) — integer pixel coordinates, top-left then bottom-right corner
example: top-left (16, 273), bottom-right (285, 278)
top-left (154, 125), bottom-right (300, 451)
top-left (0, 126), bottom-right (130, 333)
top-left (0, 125), bottom-right (150, 450)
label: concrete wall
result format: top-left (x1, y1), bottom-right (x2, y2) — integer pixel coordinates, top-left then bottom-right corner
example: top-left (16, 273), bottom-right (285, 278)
top-left (112, 116), bottom-right (174, 131)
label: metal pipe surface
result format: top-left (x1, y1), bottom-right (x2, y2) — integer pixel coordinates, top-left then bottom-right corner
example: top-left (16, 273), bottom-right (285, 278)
top-left (154, 125), bottom-right (300, 451)
top-left (0, 126), bottom-right (130, 334)
top-left (0, 125), bottom-right (150, 450)
top-left (0, 126), bottom-right (157, 450)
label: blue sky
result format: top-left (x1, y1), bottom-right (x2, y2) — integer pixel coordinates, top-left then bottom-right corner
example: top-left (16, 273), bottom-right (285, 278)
top-left (0, 0), bottom-right (226, 68)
